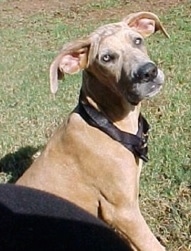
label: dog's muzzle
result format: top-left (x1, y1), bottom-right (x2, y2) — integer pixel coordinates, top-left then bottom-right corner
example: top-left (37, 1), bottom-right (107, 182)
top-left (128, 61), bottom-right (164, 103)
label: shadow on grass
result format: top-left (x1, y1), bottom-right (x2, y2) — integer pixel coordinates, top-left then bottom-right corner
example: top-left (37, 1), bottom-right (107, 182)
top-left (0, 146), bottom-right (42, 183)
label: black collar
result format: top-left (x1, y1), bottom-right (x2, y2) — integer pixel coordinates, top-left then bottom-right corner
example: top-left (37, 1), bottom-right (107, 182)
top-left (76, 94), bottom-right (150, 162)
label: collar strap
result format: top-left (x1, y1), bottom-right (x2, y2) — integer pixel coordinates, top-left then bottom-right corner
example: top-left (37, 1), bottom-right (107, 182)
top-left (76, 97), bottom-right (150, 162)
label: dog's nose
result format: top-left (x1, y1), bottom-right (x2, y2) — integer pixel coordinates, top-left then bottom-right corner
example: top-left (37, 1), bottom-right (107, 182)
top-left (136, 62), bottom-right (158, 82)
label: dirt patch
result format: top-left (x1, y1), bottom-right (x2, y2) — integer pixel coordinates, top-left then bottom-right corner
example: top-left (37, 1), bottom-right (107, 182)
top-left (1, 0), bottom-right (187, 22)
top-left (0, 0), bottom-right (92, 14)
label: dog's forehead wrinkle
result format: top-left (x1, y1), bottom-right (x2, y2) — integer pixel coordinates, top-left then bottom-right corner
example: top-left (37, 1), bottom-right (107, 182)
top-left (92, 22), bottom-right (122, 37)
top-left (90, 23), bottom-right (133, 47)
top-left (97, 35), bottom-right (130, 57)
top-left (92, 22), bottom-right (139, 39)
top-left (99, 39), bottom-right (123, 55)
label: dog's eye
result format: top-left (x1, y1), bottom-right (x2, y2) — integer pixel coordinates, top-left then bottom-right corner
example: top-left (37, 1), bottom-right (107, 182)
top-left (134, 37), bottom-right (143, 46)
top-left (101, 54), bottom-right (112, 62)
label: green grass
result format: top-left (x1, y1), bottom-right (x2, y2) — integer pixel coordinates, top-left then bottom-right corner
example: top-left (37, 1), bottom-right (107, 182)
top-left (0, 0), bottom-right (190, 250)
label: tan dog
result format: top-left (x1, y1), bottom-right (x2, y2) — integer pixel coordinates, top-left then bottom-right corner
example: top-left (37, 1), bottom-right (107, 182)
top-left (17, 12), bottom-right (169, 251)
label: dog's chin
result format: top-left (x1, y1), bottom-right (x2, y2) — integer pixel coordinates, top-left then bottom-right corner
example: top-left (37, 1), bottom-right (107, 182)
top-left (126, 95), bottom-right (141, 106)
top-left (126, 84), bottom-right (162, 105)
top-left (145, 84), bottom-right (162, 98)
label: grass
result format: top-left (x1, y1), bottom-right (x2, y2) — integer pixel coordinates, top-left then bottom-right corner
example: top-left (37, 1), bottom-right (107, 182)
top-left (0, 0), bottom-right (190, 250)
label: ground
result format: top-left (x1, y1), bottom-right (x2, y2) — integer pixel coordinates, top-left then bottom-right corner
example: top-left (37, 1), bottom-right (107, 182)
top-left (1, 0), bottom-right (186, 20)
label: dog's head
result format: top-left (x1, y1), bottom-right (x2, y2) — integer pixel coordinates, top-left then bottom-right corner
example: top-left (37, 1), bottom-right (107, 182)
top-left (50, 12), bottom-right (169, 106)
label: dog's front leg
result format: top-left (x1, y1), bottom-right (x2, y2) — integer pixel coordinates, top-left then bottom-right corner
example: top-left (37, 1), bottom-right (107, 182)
top-left (99, 196), bottom-right (165, 251)
top-left (109, 204), bottom-right (165, 251)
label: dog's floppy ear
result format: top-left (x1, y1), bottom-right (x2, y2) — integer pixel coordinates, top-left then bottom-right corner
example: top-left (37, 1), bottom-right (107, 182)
top-left (50, 38), bottom-right (91, 94)
top-left (123, 12), bottom-right (169, 38)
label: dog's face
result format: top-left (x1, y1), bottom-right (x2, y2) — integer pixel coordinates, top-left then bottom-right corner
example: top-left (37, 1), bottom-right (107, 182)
top-left (88, 23), bottom-right (165, 105)
top-left (50, 12), bottom-right (168, 106)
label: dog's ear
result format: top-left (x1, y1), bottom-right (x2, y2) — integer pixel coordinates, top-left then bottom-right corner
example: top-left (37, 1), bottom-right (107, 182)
top-left (50, 38), bottom-right (91, 94)
top-left (123, 12), bottom-right (169, 38)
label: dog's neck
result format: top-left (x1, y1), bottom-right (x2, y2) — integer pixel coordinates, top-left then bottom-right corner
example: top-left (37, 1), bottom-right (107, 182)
top-left (77, 89), bottom-right (149, 162)
top-left (81, 71), bottom-right (141, 134)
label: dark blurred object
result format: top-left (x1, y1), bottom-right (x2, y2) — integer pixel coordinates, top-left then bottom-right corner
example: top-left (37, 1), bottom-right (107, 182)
top-left (0, 184), bottom-right (131, 251)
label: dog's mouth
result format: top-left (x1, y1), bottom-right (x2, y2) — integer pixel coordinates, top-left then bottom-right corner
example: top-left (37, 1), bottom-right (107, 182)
top-left (145, 69), bottom-right (164, 97)
top-left (145, 83), bottom-right (163, 98)
top-left (124, 69), bottom-right (164, 105)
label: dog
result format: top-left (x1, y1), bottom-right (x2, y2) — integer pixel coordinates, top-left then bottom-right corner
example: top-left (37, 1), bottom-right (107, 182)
top-left (16, 12), bottom-right (169, 251)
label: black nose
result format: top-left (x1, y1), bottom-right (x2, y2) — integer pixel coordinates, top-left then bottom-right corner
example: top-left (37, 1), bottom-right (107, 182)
top-left (136, 62), bottom-right (158, 82)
